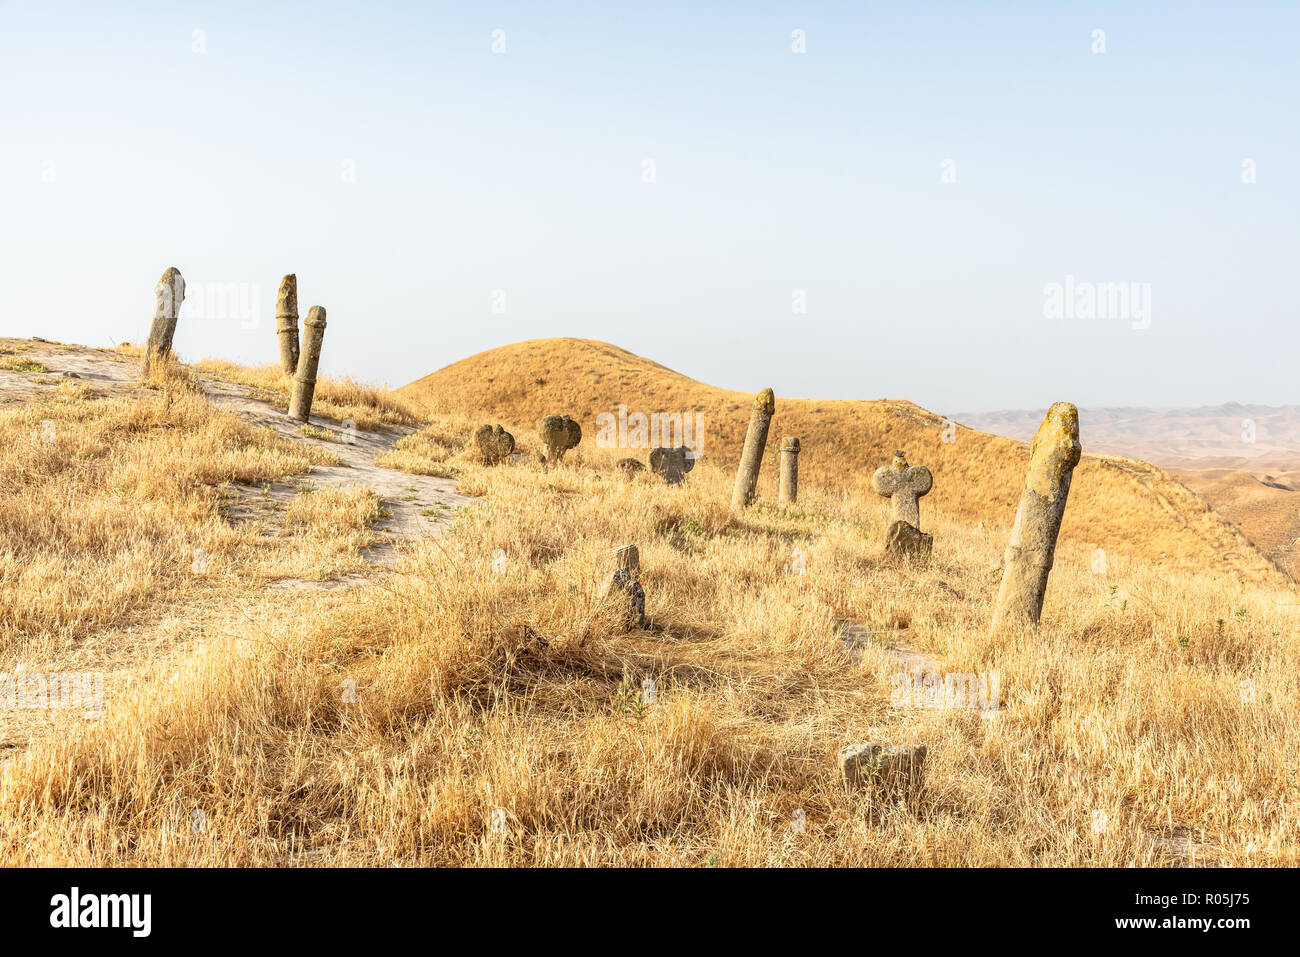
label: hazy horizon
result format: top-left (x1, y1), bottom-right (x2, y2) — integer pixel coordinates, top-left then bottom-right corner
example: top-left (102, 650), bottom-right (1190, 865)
top-left (3, 0), bottom-right (1296, 413)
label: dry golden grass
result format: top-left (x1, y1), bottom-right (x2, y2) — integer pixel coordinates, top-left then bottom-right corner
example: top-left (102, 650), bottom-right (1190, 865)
top-left (1, 351), bottom-right (1298, 866)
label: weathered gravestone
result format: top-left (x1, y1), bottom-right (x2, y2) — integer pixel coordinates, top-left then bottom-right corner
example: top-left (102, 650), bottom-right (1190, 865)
top-left (473, 424), bottom-right (515, 465)
top-left (288, 306), bottom-right (327, 423)
top-left (778, 436), bottom-right (801, 504)
top-left (142, 267), bottom-right (186, 379)
top-left (730, 388), bottom-right (775, 511)
top-left (838, 743), bottom-right (927, 805)
top-left (275, 274), bottom-right (300, 375)
top-left (537, 414), bottom-right (581, 466)
top-left (872, 450), bottom-right (933, 560)
top-left (990, 402), bottom-right (1081, 632)
top-left (648, 446), bottom-right (695, 485)
top-left (598, 544), bottom-right (646, 631)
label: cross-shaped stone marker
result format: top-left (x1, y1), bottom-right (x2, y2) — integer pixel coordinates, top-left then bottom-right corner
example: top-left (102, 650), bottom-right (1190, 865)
top-left (872, 450), bottom-right (932, 529)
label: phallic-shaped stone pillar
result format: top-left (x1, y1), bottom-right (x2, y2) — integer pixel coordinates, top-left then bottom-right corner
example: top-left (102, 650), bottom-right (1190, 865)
top-left (778, 436), bottom-right (801, 504)
top-left (142, 267), bottom-right (186, 378)
top-left (275, 275), bottom-right (300, 375)
top-left (730, 388), bottom-right (775, 512)
top-left (990, 402), bottom-right (1082, 631)
top-left (289, 306), bottom-right (327, 423)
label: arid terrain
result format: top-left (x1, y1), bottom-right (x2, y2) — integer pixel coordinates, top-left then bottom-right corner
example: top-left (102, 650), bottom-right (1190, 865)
top-left (1, 335), bottom-right (1297, 866)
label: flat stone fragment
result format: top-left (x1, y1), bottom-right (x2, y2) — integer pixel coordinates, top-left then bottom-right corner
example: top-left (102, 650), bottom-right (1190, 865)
top-left (838, 743), bottom-right (927, 803)
top-left (884, 520), bottom-right (932, 562)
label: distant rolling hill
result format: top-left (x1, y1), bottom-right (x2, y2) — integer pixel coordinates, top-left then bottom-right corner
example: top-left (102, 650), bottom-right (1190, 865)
top-left (400, 338), bottom-right (1285, 583)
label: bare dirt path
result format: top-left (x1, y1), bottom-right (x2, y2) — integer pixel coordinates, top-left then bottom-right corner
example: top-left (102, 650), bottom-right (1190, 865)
top-left (0, 337), bottom-right (469, 762)
top-left (2, 337), bottom-right (471, 554)
top-left (200, 377), bottom-right (471, 562)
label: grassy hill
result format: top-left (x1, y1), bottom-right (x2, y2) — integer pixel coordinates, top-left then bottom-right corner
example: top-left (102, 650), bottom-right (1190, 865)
top-left (401, 338), bottom-right (1284, 585)
top-left (1, 337), bottom-right (1296, 866)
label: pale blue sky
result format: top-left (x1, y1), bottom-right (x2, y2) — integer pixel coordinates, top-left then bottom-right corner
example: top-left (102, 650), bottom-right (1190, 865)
top-left (1, 1), bottom-right (1295, 413)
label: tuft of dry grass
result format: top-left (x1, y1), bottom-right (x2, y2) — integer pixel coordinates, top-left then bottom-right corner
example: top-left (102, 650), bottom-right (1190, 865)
top-left (2, 363), bottom-right (1297, 866)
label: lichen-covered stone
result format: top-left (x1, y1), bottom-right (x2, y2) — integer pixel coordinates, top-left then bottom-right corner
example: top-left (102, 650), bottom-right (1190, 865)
top-left (872, 450), bottom-right (932, 529)
top-left (537, 414), bottom-right (582, 466)
top-left (884, 520), bottom-right (932, 562)
top-left (730, 388), bottom-right (775, 511)
top-left (288, 306), bottom-right (327, 423)
top-left (838, 743), bottom-right (927, 804)
top-left (474, 424), bottom-right (515, 465)
top-left (778, 436), bottom-right (801, 504)
top-left (275, 274), bottom-right (300, 375)
top-left (598, 544), bottom-right (646, 631)
top-left (648, 446), bottom-right (695, 485)
top-left (142, 267), bottom-right (186, 378)
top-left (990, 403), bottom-right (1081, 631)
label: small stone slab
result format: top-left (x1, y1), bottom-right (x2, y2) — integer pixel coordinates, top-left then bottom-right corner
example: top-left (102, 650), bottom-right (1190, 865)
top-left (838, 743), bottom-right (927, 804)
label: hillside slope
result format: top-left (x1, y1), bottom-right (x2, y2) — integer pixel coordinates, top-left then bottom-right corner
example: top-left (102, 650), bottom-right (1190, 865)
top-left (401, 338), bottom-right (1284, 584)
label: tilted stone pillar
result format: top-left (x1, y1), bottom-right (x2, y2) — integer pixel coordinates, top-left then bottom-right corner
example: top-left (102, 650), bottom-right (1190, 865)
top-left (778, 436), bottom-right (801, 504)
top-left (289, 306), bottom-right (327, 423)
top-left (275, 274), bottom-right (300, 375)
top-left (142, 267), bottom-right (186, 378)
top-left (730, 388), bottom-right (775, 511)
top-left (537, 415), bottom-right (582, 467)
top-left (990, 402), bottom-right (1082, 631)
